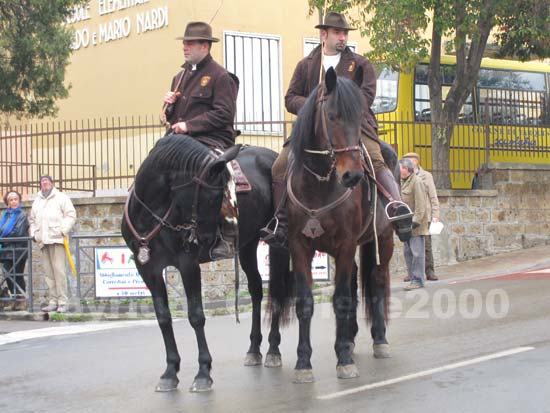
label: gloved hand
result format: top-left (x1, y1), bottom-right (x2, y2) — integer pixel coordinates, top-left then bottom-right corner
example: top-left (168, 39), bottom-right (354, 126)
top-left (412, 221), bottom-right (420, 229)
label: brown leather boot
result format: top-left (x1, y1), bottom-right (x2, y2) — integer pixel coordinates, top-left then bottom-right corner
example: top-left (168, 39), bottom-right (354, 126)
top-left (260, 180), bottom-right (288, 248)
top-left (376, 168), bottom-right (413, 241)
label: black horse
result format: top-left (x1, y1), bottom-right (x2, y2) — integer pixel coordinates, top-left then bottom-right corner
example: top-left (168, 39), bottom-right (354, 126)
top-left (121, 134), bottom-right (286, 392)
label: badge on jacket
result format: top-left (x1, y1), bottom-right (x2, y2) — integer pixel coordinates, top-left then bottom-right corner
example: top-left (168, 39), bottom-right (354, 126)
top-left (200, 76), bottom-right (211, 87)
top-left (348, 61), bottom-right (356, 72)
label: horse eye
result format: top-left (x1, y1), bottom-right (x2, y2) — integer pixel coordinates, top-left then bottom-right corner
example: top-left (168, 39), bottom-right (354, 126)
top-left (327, 113), bottom-right (337, 122)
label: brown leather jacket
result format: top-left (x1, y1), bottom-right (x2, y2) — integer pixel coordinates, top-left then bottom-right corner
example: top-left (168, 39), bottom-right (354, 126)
top-left (167, 54), bottom-right (238, 149)
top-left (285, 45), bottom-right (379, 140)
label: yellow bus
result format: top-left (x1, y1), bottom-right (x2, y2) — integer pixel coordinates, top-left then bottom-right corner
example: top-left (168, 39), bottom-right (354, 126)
top-left (373, 55), bottom-right (550, 188)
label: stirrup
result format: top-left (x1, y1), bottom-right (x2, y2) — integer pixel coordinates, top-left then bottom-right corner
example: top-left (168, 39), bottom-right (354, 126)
top-left (260, 216), bottom-right (280, 240)
top-left (259, 217), bottom-right (287, 248)
top-left (385, 201), bottom-right (414, 223)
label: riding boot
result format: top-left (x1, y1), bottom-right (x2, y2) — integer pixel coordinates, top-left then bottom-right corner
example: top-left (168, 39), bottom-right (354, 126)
top-left (209, 192), bottom-right (239, 261)
top-left (376, 168), bottom-right (413, 242)
top-left (260, 180), bottom-right (288, 248)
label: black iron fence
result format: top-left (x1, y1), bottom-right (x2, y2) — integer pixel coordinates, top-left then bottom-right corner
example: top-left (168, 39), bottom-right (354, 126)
top-left (1, 115), bottom-right (549, 194)
top-left (0, 233), bottom-right (253, 314)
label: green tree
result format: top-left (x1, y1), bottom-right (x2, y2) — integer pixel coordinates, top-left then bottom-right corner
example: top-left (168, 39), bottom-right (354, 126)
top-left (309, 0), bottom-right (550, 188)
top-left (0, 0), bottom-right (86, 121)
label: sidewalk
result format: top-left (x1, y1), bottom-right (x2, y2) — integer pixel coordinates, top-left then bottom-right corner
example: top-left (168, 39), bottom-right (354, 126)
top-left (393, 244), bottom-right (550, 288)
top-left (1, 245), bottom-right (550, 324)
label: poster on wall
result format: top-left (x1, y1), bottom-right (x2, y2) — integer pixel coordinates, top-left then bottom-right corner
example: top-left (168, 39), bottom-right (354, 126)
top-left (256, 241), bottom-right (330, 282)
top-left (94, 246), bottom-right (159, 298)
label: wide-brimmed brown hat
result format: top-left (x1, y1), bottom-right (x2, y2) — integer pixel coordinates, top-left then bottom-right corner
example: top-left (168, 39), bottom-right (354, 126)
top-left (315, 12), bottom-right (356, 30)
top-left (176, 21), bottom-right (219, 42)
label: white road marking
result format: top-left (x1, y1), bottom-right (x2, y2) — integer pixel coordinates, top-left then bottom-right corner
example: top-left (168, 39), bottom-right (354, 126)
top-left (0, 320), bottom-right (158, 346)
top-left (318, 346), bottom-right (535, 401)
top-left (527, 268), bottom-right (550, 273)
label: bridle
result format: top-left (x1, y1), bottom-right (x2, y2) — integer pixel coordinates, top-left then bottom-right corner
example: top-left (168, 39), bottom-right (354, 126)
top-left (287, 86), bottom-right (363, 238)
top-left (302, 87), bottom-right (362, 182)
top-left (123, 152), bottom-right (226, 265)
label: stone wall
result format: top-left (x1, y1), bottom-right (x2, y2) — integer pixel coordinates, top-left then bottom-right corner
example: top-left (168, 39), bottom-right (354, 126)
top-left (390, 162), bottom-right (550, 275)
top-left (3, 162), bottom-right (549, 302)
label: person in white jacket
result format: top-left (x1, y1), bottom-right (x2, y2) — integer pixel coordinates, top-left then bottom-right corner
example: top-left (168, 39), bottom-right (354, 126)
top-left (29, 176), bottom-right (76, 313)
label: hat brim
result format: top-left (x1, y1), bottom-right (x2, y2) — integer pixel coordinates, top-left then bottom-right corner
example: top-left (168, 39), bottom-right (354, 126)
top-left (175, 35), bottom-right (220, 42)
top-left (315, 24), bottom-right (356, 30)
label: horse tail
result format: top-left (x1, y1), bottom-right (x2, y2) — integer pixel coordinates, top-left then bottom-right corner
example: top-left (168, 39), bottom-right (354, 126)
top-left (266, 246), bottom-right (295, 326)
top-left (359, 239), bottom-right (391, 324)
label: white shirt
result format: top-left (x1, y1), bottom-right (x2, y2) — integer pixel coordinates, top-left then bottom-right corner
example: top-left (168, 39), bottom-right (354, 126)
top-left (322, 53), bottom-right (341, 71)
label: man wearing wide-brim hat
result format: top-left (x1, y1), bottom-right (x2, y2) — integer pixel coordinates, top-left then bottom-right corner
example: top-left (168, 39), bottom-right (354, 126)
top-left (162, 21), bottom-right (240, 261)
top-left (260, 12), bottom-right (413, 247)
top-left (163, 21), bottom-right (238, 150)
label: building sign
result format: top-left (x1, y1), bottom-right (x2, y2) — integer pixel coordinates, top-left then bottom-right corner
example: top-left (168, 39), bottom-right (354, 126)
top-left (70, 1), bottom-right (170, 50)
top-left (95, 246), bottom-right (155, 298)
top-left (256, 241), bottom-right (330, 281)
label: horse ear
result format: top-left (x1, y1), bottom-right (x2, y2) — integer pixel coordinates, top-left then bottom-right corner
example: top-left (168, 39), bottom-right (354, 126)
top-left (207, 144), bottom-right (242, 177)
top-left (353, 66), bottom-right (363, 88)
top-left (325, 67), bottom-right (337, 94)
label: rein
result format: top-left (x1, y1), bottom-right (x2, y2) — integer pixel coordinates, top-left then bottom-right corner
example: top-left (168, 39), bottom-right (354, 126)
top-left (302, 90), bottom-right (362, 182)
top-left (287, 172), bottom-right (353, 238)
top-left (123, 151), bottom-right (223, 265)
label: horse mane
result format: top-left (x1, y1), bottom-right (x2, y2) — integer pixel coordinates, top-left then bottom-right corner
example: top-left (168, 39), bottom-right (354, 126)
top-left (290, 77), bottom-right (363, 170)
top-left (137, 134), bottom-right (216, 180)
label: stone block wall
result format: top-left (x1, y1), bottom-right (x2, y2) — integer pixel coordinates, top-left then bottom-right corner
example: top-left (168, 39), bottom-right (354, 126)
top-left (390, 163), bottom-right (550, 275)
top-left (3, 162), bottom-right (549, 302)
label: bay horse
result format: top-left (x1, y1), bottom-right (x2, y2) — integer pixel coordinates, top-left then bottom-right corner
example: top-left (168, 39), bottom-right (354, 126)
top-left (268, 67), bottom-right (401, 383)
top-left (121, 134), bottom-right (287, 392)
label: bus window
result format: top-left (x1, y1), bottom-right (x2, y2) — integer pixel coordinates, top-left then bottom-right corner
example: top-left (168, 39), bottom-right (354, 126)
top-left (373, 67), bottom-right (398, 114)
top-left (478, 68), bottom-right (545, 91)
top-left (414, 64), bottom-right (474, 122)
top-left (477, 68), bottom-right (547, 125)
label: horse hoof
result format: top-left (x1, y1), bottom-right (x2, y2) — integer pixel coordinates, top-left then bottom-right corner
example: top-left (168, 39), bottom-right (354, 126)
top-left (337, 364), bottom-right (360, 379)
top-left (244, 352), bottom-right (263, 366)
top-left (293, 369), bottom-right (314, 383)
top-left (189, 377), bottom-right (213, 393)
top-left (155, 377), bottom-right (179, 392)
top-left (373, 343), bottom-right (391, 359)
top-left (264, 353), bottom-right (282, 368)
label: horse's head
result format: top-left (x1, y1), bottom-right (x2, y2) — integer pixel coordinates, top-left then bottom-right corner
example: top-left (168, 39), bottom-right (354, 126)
top-left (171, 144), bottom-right (241, 249)
top-left (292, 67), bottom-right (365, 188)
top-left (321, 67), bottom-right (365, 187)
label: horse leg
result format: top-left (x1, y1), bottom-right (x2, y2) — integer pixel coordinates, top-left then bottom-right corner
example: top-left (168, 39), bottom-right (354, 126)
top-left (179, 260), bottom-right (214, 392)
top-left (265, 246), bottom-right (292, 368)
top-left (140, 266), bottom-right (181, 392)
top-left (264, 308), bottom-right (282, 367)
top-left (333, 249), bottom-right (360, 379)
top-left (239, 242), bottom-right (263, 366)
top-left (360, 241), bottom-right (392, 359)
top-left (292, 246), bottom-right (315, 383)
top-left (349, 261), bottom-right (359, 354)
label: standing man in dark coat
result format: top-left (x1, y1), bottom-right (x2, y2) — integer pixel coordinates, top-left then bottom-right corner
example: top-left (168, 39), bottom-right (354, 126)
top-left (163, 21), bottom-right (238, 150)
top-left (261, 12), bottom-right (411, 247)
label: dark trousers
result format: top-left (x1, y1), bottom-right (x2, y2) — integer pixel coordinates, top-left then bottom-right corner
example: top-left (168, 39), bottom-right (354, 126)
top-left (425, 235), bottom-right (435, 277)
top-left (1, 258), bottom-right (27, 295)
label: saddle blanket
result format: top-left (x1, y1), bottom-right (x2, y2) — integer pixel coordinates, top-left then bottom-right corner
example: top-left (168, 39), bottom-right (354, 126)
top-left (230, 160), bottom-right (252, 193)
